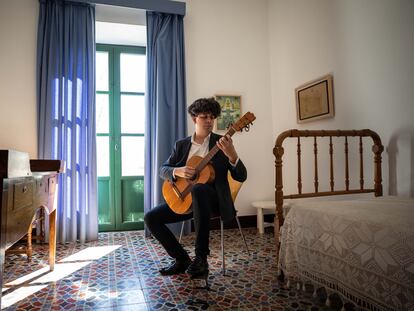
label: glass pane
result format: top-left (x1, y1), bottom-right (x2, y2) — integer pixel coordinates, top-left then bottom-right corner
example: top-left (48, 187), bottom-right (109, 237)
top-left (121, 136), bottom-right (144, 176)
top-left (121, 95), bottom-right (145, 134)
top-left (98, 180), bottom-right (111, 225)
top-left (96, 94), bottom-right (109, 134)
top-left (121, 179), bottom-right (144, 223)
top-left (96, 51), bottom-right (109, 91)
top-left (120, 53), bottom-right (146, 93)
top-left (97, 136), bottom-right (110, 177)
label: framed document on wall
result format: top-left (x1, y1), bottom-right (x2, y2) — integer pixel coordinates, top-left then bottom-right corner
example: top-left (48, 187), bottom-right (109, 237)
top-left (295, 74), bottom-right (334, 123)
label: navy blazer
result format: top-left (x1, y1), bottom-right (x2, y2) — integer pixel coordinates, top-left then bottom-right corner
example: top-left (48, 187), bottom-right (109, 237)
top-left (160, 132), bottom-right (247, 223)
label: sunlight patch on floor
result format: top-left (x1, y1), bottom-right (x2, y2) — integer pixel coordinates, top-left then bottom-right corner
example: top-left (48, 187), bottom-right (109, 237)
top-left (1, 285), bottom-right (48, 309)
top-left (60, 245), bottom-right (121, 262)
top-left (1, 245), bottom-right (121, 309)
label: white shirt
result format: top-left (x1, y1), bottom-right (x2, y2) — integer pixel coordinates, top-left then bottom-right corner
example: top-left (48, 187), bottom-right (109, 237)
top-left (187, 133), bottom-right (211, 159)
top-left (172, 133), bottom-right (239, 178)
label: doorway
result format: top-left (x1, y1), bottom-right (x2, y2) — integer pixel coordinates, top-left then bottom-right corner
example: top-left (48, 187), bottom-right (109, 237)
top-left (96, 44), bottom-right (146, 231)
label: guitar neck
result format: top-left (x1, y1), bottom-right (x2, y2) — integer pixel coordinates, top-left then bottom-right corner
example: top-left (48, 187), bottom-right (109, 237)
top-left (195, 127), bottom-right (237, 172)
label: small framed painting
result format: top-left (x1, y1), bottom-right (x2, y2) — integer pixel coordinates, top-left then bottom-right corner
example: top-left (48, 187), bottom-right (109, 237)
top-left (214, 95), bottom-right (242, 131)
top-left (295, 74), bottom-right (334, 123)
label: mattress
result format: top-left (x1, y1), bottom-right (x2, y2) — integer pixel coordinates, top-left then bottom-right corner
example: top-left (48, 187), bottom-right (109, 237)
top-left (278, 196), bottom-right (414, 310)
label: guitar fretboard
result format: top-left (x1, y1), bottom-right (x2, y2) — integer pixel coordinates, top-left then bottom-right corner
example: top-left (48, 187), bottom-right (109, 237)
top-left (195, 127), bottom-right (237, 172)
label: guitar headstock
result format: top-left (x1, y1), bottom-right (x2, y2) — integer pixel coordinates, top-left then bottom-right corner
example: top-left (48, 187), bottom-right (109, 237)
top-left (231, 112), bottom-right (256, 132)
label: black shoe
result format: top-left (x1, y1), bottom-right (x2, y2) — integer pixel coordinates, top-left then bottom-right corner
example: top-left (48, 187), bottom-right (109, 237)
top-left (159, 256), bottom-right (191, 276)
top-left (187, 255), bottom-right (209, 278)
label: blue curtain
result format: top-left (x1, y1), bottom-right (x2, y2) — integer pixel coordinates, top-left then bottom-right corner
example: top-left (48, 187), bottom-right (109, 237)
top-left (37, 0), bottom-right (98, 243)
top-left (145, 12), bottom-right (187, 234)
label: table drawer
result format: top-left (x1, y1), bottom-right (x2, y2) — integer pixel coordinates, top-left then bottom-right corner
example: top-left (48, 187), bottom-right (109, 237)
top-left (13, 181), bottom-right (34, 211)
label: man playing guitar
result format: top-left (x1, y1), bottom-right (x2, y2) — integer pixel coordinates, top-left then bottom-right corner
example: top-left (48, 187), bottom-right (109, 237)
top-left (144, 97), bottom-right (247, 278)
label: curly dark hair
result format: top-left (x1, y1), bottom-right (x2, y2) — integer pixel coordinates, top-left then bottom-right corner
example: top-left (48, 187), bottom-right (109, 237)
top-left (187, 97), bottom-right (221, 118)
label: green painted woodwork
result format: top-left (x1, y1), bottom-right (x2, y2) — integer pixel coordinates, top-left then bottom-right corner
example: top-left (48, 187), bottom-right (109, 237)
top-left (96, 44), bottom-right (146, 232)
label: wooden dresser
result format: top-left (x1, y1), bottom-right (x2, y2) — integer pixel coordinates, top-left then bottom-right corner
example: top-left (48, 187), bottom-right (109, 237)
top-left (0, 150), bottom-right (64, 307)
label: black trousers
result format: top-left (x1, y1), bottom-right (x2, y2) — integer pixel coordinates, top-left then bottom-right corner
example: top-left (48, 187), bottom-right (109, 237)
top-left (144, 183), bottom-right (219, 259)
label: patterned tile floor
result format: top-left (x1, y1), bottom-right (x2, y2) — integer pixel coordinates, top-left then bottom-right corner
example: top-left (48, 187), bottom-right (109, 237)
top-left (2, 228), bottom-right (346, 310)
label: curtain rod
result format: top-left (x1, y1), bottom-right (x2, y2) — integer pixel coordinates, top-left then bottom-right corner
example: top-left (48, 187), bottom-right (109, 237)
top-left (73, 0), bottom-right (186, 16)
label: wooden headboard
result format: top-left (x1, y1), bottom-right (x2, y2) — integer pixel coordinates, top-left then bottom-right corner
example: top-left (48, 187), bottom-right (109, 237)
top-left (273, 129), bottom-right (384, 238)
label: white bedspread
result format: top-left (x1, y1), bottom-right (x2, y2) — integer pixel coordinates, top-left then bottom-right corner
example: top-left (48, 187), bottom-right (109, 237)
top-left (278, 196), bottom-right (414, 310)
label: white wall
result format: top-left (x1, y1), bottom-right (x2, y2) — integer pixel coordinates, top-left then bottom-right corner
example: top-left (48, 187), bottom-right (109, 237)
top-left (184, 0), bottom-right (275, 214)
top-left (268, 0), bottom-right (414, 197)
top-left (0, 0), bottom-right (38, 158)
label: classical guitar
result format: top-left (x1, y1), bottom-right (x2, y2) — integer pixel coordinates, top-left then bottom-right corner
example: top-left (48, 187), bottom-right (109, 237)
top-left (162, 112), bottom-right (256, 214)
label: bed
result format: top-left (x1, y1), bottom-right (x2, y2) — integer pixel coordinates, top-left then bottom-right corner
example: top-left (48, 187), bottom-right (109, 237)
top-left (273, 129), bottom-right (414, 310)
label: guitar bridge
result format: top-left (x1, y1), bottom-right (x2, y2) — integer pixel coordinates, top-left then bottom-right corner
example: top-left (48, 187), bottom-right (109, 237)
top-left (171, 183), bottom-right (184, 201)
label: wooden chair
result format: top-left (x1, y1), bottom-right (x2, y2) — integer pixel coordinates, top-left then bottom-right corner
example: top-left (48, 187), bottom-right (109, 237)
top-left (179, 173), bottom-right (250, 275)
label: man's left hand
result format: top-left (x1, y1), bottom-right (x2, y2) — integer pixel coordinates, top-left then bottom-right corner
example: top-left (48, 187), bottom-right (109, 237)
top-left (217, 135), bottom-right (238, 164)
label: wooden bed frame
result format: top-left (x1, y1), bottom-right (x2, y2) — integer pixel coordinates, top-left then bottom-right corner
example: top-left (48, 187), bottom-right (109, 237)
top-left (273, 129), bottom-right (384, 256)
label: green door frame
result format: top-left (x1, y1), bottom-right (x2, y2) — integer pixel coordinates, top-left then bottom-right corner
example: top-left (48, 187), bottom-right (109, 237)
top-left (97, 44), bottom-right (146, 232)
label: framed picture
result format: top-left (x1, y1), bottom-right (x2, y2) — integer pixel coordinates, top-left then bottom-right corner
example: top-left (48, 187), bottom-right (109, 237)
top-left (214, 95), bottom-right (242, 131)
top-left (295, 74), bottom-right (334, 123)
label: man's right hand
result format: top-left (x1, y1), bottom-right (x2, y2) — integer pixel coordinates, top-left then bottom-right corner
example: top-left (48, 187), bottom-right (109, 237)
top-left (173, 166), bottom-right (196, 179)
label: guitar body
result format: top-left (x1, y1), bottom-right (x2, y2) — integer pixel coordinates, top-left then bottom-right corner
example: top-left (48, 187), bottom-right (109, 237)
top-left (162, 156), bottom-right (215, 214)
